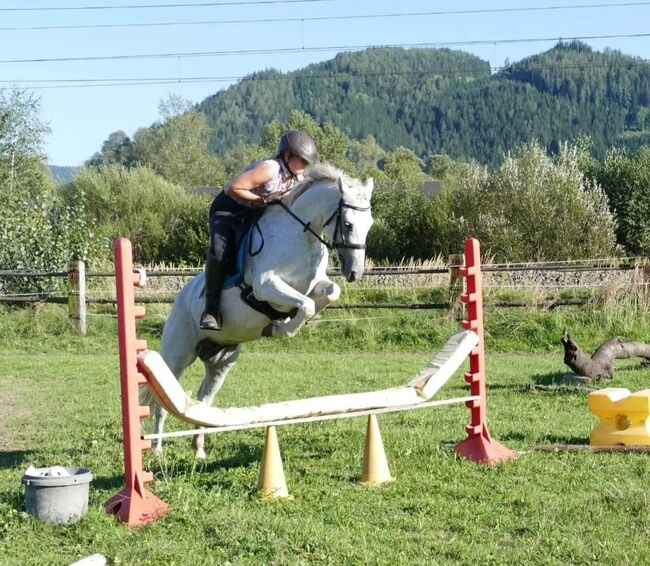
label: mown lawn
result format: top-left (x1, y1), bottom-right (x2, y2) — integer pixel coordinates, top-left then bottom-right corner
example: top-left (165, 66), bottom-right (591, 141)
top-left (1, 333), bottom-right (650, 565)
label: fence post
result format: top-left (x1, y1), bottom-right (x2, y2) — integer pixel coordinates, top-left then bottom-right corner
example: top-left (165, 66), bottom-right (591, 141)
top-left (68, 261), bottom-right (86, 336)
top-left (448, 253), bottom-right (464, 299)
top-left (448, 253), bottom-right (465, 320)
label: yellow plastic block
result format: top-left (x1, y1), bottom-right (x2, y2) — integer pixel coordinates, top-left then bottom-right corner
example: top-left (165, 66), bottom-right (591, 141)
top-left (589, 388), bottom-right (650, 446)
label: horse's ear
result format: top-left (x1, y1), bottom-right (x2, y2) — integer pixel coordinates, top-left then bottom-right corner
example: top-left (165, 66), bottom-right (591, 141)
top-left (364, 178), bottom-right (374, 194)
top-left (337, 176), bottom-right (344, 194)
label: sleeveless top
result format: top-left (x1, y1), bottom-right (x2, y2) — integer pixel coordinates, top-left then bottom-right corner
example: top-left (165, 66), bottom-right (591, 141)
top-left (226, 158), bottom-right (298, 208)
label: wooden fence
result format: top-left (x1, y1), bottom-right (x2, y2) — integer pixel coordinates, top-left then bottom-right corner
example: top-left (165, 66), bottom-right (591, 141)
top-left (0, 257), bottom-right (647, 336)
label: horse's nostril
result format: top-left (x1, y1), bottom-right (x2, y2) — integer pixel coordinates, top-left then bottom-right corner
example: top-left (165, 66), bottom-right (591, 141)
top-left (348, 271), bottom-right (357, 282)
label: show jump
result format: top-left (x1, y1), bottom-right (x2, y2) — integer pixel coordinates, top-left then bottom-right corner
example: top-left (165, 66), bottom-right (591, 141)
top-left (105, 237), bottom-right (515, 528)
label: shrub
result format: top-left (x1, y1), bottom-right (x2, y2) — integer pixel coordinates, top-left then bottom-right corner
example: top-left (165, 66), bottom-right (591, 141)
top-left (65, 165), bottom-right (210, 265)
top-left (586, 146), bottom-right (650, 255)
top-left (443, 143), bottom-right (617, 261)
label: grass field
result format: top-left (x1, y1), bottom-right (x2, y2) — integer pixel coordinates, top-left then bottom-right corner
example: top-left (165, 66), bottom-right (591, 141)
top-left (2, 304), bottom-right (650, 565)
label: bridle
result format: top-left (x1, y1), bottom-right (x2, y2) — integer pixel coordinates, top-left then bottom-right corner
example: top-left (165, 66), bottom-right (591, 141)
top-left (275, 198), bottom-right (370, 251)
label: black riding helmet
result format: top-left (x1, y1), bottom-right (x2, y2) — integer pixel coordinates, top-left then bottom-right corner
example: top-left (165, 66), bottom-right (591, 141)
top-left (277, 130), bottom-right (318, 164)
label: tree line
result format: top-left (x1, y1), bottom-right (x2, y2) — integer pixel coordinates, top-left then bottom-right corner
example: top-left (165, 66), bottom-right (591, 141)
top-left (194, 42), bottom-right (650, 165)
top-left (2, 80), bottom-right (650, 296)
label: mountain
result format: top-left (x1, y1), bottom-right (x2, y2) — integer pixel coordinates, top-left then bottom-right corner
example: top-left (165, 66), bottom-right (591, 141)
top-left (196, 42), bottom-right (650, 164)
top-left (49, 165), bottom-right (80, 183)
top-left (198, 47), bottom-right (490, 155)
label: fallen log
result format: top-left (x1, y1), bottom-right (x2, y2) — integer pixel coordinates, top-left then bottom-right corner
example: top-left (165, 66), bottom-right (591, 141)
top-left (561, 332), bottom-right (650, 381)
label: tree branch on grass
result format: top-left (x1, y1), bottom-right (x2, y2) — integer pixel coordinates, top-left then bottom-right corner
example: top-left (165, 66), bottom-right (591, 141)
top-left (561, 332), bottom-right (650, 380)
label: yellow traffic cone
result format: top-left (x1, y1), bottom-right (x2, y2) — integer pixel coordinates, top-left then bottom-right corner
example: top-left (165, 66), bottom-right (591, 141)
top-left (360, 414), bottom-right (394, 485)
top-left (258, 426), bottom-right (290, 499)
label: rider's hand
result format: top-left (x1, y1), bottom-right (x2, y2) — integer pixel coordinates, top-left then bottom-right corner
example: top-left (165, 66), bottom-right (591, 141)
top-left (263, 192), bottom-right (285, 205)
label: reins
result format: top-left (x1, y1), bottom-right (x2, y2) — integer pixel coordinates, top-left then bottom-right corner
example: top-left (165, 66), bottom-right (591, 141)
top-left (273, 198), bottom-right (369, 251)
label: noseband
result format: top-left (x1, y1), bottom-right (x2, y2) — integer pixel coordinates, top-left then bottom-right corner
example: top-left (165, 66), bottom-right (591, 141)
top-left (276, 198), bottom-right (370, 251)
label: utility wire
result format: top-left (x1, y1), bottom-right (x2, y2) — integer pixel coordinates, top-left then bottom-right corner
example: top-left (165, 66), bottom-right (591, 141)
top-left (2, 32), bottom-right (650, 65)
top-left (0, 0), bottom-right (332, 12)
top-left (2, 2), bottom-right (650, 32)
top-left (3, 60), bottom-right (650, 91)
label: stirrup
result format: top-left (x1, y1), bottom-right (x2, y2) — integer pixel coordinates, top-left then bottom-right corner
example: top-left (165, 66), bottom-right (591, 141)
top-left (200, 311), bottom-right (222, 331)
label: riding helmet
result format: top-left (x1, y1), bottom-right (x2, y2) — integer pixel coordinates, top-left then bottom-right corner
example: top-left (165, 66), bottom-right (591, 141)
top-left (277, 130), bottom-right (318, 164)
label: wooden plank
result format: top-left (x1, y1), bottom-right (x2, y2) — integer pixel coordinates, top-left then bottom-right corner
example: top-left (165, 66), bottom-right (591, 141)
top-left (143, 395), bottom-right (480, 440)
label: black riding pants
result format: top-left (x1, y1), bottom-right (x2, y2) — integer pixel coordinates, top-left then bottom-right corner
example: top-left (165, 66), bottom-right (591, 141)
top-left (208, 191), bottom-right (260, 263)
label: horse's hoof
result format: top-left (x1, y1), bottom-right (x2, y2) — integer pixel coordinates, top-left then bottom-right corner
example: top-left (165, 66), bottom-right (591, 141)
top-left (195, 450), bottom-right (207, 460)
top-left (326, 284), bottom-right (341, 301)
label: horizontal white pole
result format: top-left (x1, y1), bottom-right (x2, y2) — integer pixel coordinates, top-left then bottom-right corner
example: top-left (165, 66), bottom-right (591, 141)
top-left (143, 395), bottom-right (479, 441)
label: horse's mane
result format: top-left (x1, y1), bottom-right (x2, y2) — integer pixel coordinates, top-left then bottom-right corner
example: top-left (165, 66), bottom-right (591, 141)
top-left (287, 164), bottom-right (368, 205)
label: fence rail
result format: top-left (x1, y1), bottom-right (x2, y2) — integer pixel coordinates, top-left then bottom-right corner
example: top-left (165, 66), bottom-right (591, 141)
top-left (2, 258), bottom-right (648, 280)
top-left (1, 257), bottom-right (648, 335)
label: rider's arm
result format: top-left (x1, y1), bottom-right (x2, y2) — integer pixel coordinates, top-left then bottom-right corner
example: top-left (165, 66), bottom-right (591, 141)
top-left (225, 162), bottom-right (276, 205)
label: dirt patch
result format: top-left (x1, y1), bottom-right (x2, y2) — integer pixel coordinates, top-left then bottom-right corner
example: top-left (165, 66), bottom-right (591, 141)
top-left (0, 390), bottom-right (31, 450)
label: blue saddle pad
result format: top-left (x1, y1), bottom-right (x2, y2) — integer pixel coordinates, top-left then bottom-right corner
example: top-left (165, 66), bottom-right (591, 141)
top-left (223, 227), bottom-right (253, 290)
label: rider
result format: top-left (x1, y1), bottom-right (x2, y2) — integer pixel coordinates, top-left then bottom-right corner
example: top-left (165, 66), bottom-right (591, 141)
top-left (200, 130), bottom-right (318, 331)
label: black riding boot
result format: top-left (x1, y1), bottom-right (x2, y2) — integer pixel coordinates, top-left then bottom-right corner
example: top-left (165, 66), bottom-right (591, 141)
top-left (200, 253), bottom-right (227, 331)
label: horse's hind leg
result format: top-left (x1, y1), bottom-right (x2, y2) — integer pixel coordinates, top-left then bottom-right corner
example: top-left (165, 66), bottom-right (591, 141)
top-left (151, 405), bottom-right (169, 456)
top-left (192, 341), bottom-right (242, 459)
top-left (151, 327), bottom-right (198, 455)
top-left (151, 345), bottom-right (196, 455)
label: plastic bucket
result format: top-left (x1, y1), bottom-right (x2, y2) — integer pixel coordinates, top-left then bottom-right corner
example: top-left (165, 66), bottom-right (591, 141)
top-left (22, 467), bottom-right (93, 525)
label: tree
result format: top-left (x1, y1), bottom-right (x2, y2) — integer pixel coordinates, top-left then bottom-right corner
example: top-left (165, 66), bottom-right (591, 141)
top-left (382, 147), bottom-right (426, 181)
top-left (87, 130), bottom-right (134, 168)
top-left (131, 95), bottom-right (226, 188)
top-left (262, 110), bottom-right (352, 169)
top-left (0, 88), bottom-right (50, 194)
top-left (0, 89), bottom-right (90, 292)
top-left (346, 135), bottom-right (386, 175)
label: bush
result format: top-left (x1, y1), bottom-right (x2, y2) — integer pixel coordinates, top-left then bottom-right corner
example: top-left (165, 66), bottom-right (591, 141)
top-left (443, 142), bottom-right (617, 261)
top-left (65, 165), bottom-right (210, 265)
top-left (586, 146), bottom-right (650, 255)
top-left (368, 177), bottom-right (440, 261)
top-left (0, 159), bottom-right (92, 294)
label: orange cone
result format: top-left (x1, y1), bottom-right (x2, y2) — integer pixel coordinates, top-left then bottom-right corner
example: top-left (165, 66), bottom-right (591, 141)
top-left (360, 415), bottom-right (394, 485)
top-left (258, 426), bottom-right (290, 498)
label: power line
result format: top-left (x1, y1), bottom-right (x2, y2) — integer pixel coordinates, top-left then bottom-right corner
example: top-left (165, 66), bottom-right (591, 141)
top-left (3, 60), bottom-right (649, 91)
top-left (2, 32), bottom-right (650, 65)
top-left (0, 0), bottom-right (331, 12)
top-left (2, 2), bottom-right (650, 32)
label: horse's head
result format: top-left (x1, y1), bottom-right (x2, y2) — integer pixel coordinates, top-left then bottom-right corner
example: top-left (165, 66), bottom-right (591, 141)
top-left (332, 175), bottom-right (374, 282)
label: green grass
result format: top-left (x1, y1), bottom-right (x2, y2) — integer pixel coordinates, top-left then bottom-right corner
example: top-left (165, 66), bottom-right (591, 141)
top-left (2, 313), bottom-right (650, 564)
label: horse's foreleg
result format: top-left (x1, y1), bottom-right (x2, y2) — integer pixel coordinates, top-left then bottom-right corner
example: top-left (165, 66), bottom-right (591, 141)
top-left (254, 275), bottom-right (315, 338)
top-left (192, 343), bottom-right (242, 459)
top-left (308, 279), bottom-right (341, 315)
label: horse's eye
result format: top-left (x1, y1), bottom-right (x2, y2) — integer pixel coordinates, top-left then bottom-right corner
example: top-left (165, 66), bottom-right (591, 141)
top-left (344, 222), bottom-right (352, 230)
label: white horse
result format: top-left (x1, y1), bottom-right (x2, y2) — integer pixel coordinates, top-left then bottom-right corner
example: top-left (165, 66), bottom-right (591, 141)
top-left (150, 164), bottom-right (374, 457)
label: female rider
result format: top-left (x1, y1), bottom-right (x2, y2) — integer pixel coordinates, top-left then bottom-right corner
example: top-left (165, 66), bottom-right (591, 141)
top-left (200, 130), bottom-right (318, 331)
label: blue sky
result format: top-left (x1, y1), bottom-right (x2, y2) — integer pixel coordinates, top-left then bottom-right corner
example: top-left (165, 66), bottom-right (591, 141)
top-left (2, 0), bottom-right (650, 166)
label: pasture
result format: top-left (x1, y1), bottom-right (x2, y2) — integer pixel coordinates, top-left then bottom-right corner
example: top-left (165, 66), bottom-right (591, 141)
top-left (1, 303), bottom-right (650, 565)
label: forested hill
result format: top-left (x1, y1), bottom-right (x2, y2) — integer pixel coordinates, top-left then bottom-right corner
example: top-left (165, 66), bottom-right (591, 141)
top-left (197, 42), bottom-right (650, 164)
